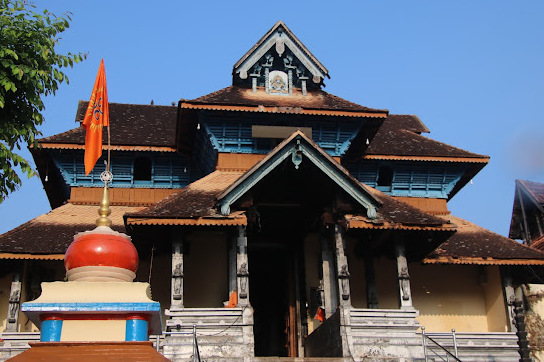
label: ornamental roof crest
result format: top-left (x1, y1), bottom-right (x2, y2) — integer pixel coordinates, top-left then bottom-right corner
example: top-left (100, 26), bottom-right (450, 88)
top-left (232, 21), bottom-right (329, 95)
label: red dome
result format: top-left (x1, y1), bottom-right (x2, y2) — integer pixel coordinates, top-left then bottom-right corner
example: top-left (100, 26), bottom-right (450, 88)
top-left (65, 231), bottom-right (138, 272)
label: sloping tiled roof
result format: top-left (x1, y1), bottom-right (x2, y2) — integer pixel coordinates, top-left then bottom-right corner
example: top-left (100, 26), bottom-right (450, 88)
top-left (186, 86), bottom-right (387, 115)
top-left (8, 341), bottom-right (169, 361)
top-left (0, 204), bottom-right (143, 256)
top-left (365, 114), bottom-right (488, 160)
top-left (125, 171), bottom-right (242, 220)
top-left (531, 236), bottom-right (544, 251)
top-left (384, 114), bottom-right (430, 134)
top-left (518, 179), bottom-right (544, 206)
top-left (424, 214), bottom-right (544, 265)
top-left (126, 170), bottom-right (451, 230)
top-left (508, 180), bottom-right (544, 240)
top-left (38, 101), bottom-right (178, 148)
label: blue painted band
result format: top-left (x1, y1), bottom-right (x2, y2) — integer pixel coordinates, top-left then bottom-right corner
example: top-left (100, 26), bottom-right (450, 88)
top-left (125, 318), bottom-right (148, 341)
top-left (22, 302), bottom-right (161, 313)
top-left (41, 319), bottom-right (63, 342)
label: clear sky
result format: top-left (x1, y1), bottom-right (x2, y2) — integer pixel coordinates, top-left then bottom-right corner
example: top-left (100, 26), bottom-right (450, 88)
top-left (1, 1), bottom-right (544, 238)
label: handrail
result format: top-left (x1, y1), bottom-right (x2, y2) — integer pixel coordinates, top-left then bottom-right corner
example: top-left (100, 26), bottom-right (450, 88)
top-left (421, 326), bottom-right (462, 362)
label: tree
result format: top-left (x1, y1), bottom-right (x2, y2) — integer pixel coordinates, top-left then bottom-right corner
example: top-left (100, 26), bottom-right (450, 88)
top-left (0, 0), bottom-right (85, 202)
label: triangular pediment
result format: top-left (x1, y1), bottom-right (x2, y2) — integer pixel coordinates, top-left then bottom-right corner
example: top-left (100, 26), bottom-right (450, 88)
top-left (216, 131), bottom-right (380, 218)
top-left (233, 21), bottom-right (329, 92)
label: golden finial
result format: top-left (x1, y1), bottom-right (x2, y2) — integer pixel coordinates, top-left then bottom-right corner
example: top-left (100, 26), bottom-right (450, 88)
top-left (96, 184), bottom-right (112, 227)
top-left (96, 170), bottom-right (113, 227)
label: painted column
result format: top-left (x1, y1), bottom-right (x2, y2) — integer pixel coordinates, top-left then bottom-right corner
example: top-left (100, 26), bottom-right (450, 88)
top-left (364, 254), bottom-right (379, 309)
top-left (334, 224), bottom-right (351, 308)
top-left (171, 233), bottom-right (184, 308)
top-left (320, 232), bottom-right (337, 317)
top-left (40, 316), bottom-right (63, 342)
top-left (236, 225), bottom-right (249, 306)
top-left (5, 273), bottom-right (21, 332)
top-left (395, 238), bottom-right (414, 310)
top-left (125, 315), bottom-right (149, 341)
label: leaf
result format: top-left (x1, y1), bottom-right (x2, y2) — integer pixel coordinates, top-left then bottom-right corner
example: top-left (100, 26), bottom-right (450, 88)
top-left (0, 0), bottom-right (85, 201)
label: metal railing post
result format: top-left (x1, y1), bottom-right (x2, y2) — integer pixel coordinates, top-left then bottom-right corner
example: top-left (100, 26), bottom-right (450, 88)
top-left (421, 326), bottom-right (427, 361)
top-left (155, 334), bottom-right (160, 352)
top-left (193, 324), bottom-right (201, 362)
top-left (452, 328), bottom-right (458, 358)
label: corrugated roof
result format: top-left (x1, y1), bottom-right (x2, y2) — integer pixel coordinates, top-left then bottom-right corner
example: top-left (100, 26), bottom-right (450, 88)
top-left (0, 204), bottom-right (143, 255)
top-left (424, 214), bottom-right (544, 265)
top-left (38, 102), bottom-right (178, 147)
top-left (8, 341), bottom-right (169, 361)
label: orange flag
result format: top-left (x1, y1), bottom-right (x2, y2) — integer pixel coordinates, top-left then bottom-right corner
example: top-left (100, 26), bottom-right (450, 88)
top-left (82, 59), bottom-right (109, 175)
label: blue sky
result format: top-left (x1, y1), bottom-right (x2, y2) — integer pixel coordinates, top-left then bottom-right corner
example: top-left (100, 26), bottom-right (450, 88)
top-left (2, 1), bottom-right (544, 237)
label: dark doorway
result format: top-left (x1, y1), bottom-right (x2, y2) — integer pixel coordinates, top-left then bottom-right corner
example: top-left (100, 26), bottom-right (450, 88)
top-left (249, 243), bottom-right (290, 357)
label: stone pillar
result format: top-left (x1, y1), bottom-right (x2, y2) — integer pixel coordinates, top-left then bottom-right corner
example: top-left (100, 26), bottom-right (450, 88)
top-left (171, 235), bottom-right (184, 308)
top-left (364, 254), bottom-right (379, 309)
top-left (236, 225), bottom-right (249, 306)
top-left (5, 273), bottom-right (21, 332)
top-left (514, 286), bottom-right (531, 361)
top-left (320, 232), bottom-right (337, 317)
top-left (502, 269), bottom-right (517, 333)
top-left (334, 224), bottom-right (351, 307)
top-left (395, 238), bottom-right (414, 310)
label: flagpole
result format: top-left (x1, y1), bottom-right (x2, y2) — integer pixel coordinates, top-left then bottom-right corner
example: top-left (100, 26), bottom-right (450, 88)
top-left (107, 125), bottom-right (111, 173)
top-left (96, 124), bottom-right (112, 227)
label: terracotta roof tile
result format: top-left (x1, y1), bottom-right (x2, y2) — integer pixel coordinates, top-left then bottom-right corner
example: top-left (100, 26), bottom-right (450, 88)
top-left (188, 86), bottom-right (386, 114)
top-left (365, 114), bottom-right (487, 159)
top-left (127, 170), bottom-right (450, 229)
top-left (0, 204), bottom-right (143, 255)
top-left (9, 341), bottom-right (169, 361)
top-left (518, 179), bottom-right (544, 206)
top-left (38, 102), bottom-right (178, 147)
top-left (425, 215), bottom-right (544, 264)
top-left (531, 236), bottom-right (544, 251)
top-left (366, 188), bottom-right (449, 227)
top-left (126, 171), bottom-right (243, 219)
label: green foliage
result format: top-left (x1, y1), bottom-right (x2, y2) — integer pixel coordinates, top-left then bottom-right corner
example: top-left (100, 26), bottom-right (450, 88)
top-left (0, 0), bottom-right (85, 202)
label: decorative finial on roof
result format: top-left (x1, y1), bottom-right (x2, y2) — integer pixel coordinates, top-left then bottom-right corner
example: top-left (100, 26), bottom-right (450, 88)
top-left (96, 170), bottom-right (113, 227)
top-left (96, 184), bottom-right (112, 227)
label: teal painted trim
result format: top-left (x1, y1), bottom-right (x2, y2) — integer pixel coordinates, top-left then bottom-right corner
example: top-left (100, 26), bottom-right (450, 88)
top-left (299, 142), bottom-right (377, 218)
top-left (337, 124), bottom-right (362, 155)
top-left (203, 116), bottom-right (361, 157)
top-left (125, 318), bottom-right (148, 341)
top-left (218, 143), bottom-right (292, 215)
top-left (203, 122), bottom-right (221, 150)
top-left (217, 134), bottom-right (380, 218)
top-left (51, 150), bottom-right (190, 188)
top-left (41, 319), bottom-right (62, 342)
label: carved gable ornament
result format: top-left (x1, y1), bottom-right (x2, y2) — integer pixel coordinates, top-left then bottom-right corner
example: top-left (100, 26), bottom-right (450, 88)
top-left (233, 21), bottom-right (329, 95)
top-left (216, 131), bottom-right (381, 219)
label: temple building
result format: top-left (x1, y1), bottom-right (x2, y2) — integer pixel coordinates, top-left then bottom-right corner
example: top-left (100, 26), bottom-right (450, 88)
top-left (509, 179), bottom-right (544, 361)
top-left (1, 21), bottom-right (544, 361)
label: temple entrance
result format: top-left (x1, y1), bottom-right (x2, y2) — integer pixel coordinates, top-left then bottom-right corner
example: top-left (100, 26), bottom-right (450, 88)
top-left (248, 229), bottom-right (306, 357)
